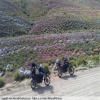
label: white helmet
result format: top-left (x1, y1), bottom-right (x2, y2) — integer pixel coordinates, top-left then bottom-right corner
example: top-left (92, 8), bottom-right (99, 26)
top-left (39, 64), bottom-right (43, 68)
top-left (55, 58), bottom-right (60, 63)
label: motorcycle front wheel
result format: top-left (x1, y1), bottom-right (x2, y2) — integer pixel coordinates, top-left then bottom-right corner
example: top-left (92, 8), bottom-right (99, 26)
top-left (31, 80), bottom-right (37, 89)
top-left (68, 66), bottom-right (74, 76)
top-left (57, 69), bottom-right (63, 78)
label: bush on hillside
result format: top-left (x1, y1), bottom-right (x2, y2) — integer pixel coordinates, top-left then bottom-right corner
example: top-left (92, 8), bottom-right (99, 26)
top-left (43, 63), bottom-right (50, 74)
top-left (0, 78), bottom-right (5, 88)
top-left (70, 56), bottom-right (87, 67)
top-left (91, 55), bottom-right (100, 63)
top-left (14, 71), bottom-right (25, 81)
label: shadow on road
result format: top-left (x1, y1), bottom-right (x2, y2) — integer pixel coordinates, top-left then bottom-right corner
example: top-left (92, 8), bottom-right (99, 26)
top-left (61, 74), bottom-right (77, 80)
top-left (32, 85), bottom-right (54, 94)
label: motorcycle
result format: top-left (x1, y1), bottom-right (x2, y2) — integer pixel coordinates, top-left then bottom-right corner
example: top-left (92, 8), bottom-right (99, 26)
top-left (31, 73), bottom-right (50, 89)
top-left (57, 62), bottom-right (74, 78)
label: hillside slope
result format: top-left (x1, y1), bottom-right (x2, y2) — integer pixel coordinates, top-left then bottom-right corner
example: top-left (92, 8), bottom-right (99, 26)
top-left (0, 0), bottom-right (31, 37)
top-left (13, 0), bottom-right (100, 34)
top-left (1, 0), bottom-right (100, 36)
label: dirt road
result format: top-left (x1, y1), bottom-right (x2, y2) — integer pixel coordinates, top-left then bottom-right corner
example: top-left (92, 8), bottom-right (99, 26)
top-left (1, 66), bottom-right (100, 96)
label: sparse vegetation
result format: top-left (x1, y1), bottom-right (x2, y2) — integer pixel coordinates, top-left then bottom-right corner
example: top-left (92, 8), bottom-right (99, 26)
top-left (14, 71), bottom-right (25, 81)
top-left (1, 0), bottom-right (100, 37)
top-left (0, 78), bottom-right (5, 88)
top-left (0, 50), bottom-right (37, 71)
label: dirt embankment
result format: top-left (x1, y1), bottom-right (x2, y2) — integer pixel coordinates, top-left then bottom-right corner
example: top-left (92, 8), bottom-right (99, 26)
top-left (0, 66), bottom-right (100, 96)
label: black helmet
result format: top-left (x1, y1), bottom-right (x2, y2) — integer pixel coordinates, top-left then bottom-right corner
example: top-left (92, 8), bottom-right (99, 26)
top-left (32, 62), bottom-right (36, 67)
top-left (63, 57), bottom-right (68, 62)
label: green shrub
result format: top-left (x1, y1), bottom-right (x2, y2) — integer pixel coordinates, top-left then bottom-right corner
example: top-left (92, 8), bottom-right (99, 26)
top-left (70, 60), bottom-right (77, 67)
top-left (14, 71), bottom-right (25, 81)
top-left (0, 78), bottom-right (5, 88)
top-left (91, 55), bottom-right (100, 63)
top-left (87, 60), bottom-right (95, 68)
top-left (77, 58), bottom-right (87, 66)
top-left (70, 56), bottom-right (87, 67)
top-left (43, 63), bottom-right (50, 74)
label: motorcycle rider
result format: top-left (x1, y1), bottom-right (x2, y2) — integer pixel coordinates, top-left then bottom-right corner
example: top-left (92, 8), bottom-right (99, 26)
top-left (62, 57), bottom-right (70, 70)
top-left (31, 62), bottom-right (47, 82)
top-left (38, 64), bottom-right (48, 78)
top-left (31, 62), bottom-right (37, 82)
top-left (55, 58), bottom-right (61, 68)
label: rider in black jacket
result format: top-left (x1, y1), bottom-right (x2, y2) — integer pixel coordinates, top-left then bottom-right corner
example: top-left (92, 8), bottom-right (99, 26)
top-left (31, 62), bottom-right (37, 80)
top-left (38, 64), bottom-right (47, 76)
top-left (63, 57), bottom-right (69, 70)
top-left (31, 63), bottom-right (47, 82)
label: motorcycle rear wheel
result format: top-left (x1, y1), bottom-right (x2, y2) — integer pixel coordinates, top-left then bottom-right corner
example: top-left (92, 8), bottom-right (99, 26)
top-left (44, 76), bottom-right (50, 86)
